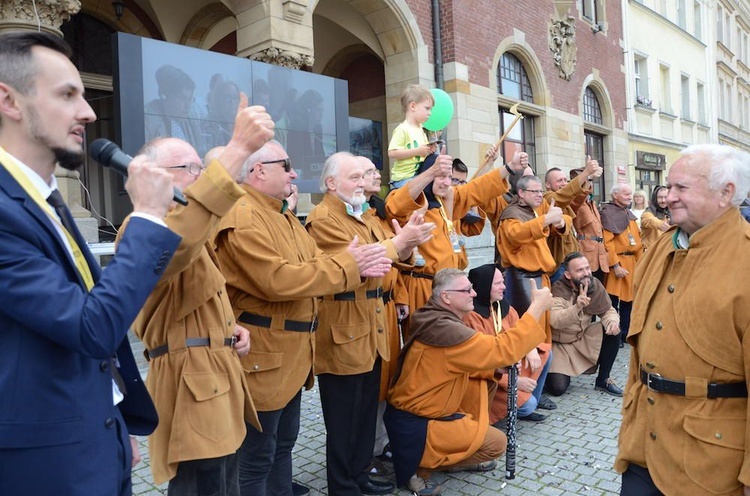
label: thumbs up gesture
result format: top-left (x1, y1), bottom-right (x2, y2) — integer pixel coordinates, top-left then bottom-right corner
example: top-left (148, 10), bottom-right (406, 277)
top-left (545, 198), bottom-right (564, 228)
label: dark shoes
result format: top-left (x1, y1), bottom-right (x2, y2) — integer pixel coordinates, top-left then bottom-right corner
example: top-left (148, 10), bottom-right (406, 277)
top-left (595, 378), bottom-right (624, 397)
top-left (537, 395), bottom-right (557, 410)
top-left (292, 482), bottom-right (310, 496)
top-left (518, 412), bottom-right (546, 422)
top-left (358, 478), bottom-right (395, 495)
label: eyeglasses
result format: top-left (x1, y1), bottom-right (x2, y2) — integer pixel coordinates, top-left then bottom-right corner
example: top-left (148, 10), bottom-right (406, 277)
top-left (444, 286), bottom-right (473, 294)
top-left (163, 163), bottom-right (204, 176)
top-left (521, 189), bottom-right (544, 194)
top-left (451, 178), bottom-right (467, 185)
top-left (260, 158), bottom-right (293, 172)
top-left (364, 169), bottom-right (380, 177)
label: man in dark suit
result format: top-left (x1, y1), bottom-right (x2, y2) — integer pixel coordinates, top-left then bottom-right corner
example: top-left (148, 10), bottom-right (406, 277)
top-left (0, 31), bottom-right (181, 495)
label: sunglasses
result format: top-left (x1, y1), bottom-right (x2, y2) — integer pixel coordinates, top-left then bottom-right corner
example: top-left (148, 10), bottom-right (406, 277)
top-left (260, 158), bottom-right (293, 172)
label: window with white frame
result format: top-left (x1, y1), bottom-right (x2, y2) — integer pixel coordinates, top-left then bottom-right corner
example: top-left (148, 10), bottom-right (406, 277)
top-left (582, 0), bottom-right (603, 24)
top-left (681, 75), bottom-right (690, 119)
top-left (660, 64), bottom-right (672, 114)
top-left (697, 82), bottom-right (706, 124)
top-left (677, 0), bottom-right (687, 29)
top-left (694, 1), bottom-right (702, 40)
top-left (634, 55), bottom-right (650, 105)
top-left (718, 5), bottom-right (725, 45)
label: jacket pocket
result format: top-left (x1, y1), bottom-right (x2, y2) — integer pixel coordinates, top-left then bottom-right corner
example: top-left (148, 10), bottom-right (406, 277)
top-left (242, 351), bottom-right (283, 405)
top-left (330, 322), bottom-right (371, 369)
top-left (683, 413), bottom-right (744, 494)
top-left (182, 372), bottom-right (231, 442)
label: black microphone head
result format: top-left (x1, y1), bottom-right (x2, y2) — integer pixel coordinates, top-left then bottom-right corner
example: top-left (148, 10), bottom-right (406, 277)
top-left (89, 138), bottom-right (119, 166)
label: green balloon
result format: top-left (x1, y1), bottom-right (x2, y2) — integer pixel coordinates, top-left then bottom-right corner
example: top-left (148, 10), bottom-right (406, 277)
top-left (423, 88), bottom-right (454, 132)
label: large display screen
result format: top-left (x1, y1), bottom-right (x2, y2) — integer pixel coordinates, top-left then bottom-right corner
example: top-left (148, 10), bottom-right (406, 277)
top-left (114, 33), bottom-right (351, 193)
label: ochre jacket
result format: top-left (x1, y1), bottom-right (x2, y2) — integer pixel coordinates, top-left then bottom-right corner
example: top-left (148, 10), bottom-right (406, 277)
top-left (464, 307), bottom-right (550, 423)
top-left (127, 162), bottom-right (259, 484)
top-left (544, 178), bottom-right (588, 265)
top-left (388, 301), bottom-right (545, 468)
top-left (639, 211), bottom-right (669, 251)
top-left (306, 193), bottom-right (399, 375)
top-left (603, 219), bottom-right (643, 302)
top-left (214, 185), bottom-right (361, 411)
top-left (574, 199), bottom-right (609, 273)
top-left (386, 169), bottom-right (509, 314)
top-left (615, 208), bottom-right (750, 495)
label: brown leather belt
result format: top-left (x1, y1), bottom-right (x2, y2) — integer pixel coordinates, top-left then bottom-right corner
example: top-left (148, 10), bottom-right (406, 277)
top-left (640, 366), bottom-right (747, 398)
top-left (238, 312), bottom-right (317, 333)
top-left (334, 287), bottom-right (383, 301)
top-left (146, 337), bottom-right (236, 361)
top-left (382, 290), bottom-right (393, 305)
top-left (618, 251), bottom-right (636, 256)
top-left (577, 235), bottom-right (603, 242)
top-left (399, 269), bottom-right (434, 280)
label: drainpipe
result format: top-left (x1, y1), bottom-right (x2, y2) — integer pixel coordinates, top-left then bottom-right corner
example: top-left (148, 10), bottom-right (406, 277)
top-left (431, 0), bottom-right (444, 89)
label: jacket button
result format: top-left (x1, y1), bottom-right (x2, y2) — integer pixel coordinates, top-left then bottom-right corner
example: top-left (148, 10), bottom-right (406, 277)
top-left (349, 335), bottom-right (354, 340)
top-left (655, 321), bottom-right (663, 330)
top-left (227, 319), bottom-right (232, 327)
top-left (647, 397), bottom-right (655, 405)
top-left (667, 285), bottom-right (675, 293)
top-left (100, 361), bottom-right (110, 372)
top-left (375, 308), bottom-right (381, 314)
top-left (253, 365), bottom-right (259, 370)
top-left (650, 432), bottom-right (657, 440)
top-left (646, 361), bottom-right (655, 369)
top-left (715, 432), bottom-right (722, 440)
top-left (105, 417), bottom-right (115, 429)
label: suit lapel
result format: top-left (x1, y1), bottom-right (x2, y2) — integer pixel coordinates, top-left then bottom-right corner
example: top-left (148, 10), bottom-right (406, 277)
top-left (0, 164), bottom-right (99, 286)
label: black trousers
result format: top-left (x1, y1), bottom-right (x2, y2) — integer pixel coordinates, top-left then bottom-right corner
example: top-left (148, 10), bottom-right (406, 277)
top-left (318, 359), bottom-right (382, 496)
top-left (610, 295), bottom-right (632, 344)
top-left (620, 464), bottom-right (663, 496)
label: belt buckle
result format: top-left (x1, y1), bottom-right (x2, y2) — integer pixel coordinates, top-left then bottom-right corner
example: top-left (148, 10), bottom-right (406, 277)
top-left (646, 372), bottom-right (661, 392)
top-left (310, 318), bottom-right (318, 333)
top-left (230, 335), bottom-right (237, 348)
top-left (376, 287), bottom-right (383, 298)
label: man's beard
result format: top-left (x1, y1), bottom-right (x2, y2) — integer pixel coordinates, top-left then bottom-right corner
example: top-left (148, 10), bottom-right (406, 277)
top-left (29, 105), bottom-right (85, 171)
top-left (572, 274), bottom-right (593, 293)
top-left (341, 192), bottom-right (367, 207)
top-left (52, 146), bottom-right (85, 171)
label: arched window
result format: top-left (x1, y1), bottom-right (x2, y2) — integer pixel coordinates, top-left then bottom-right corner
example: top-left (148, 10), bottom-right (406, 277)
top-left (583, 87), bottom-right (603, 124)
top-left (498, 53), bottom-right (533, 102)
top-left (497, 53), bottom-right (535, 171)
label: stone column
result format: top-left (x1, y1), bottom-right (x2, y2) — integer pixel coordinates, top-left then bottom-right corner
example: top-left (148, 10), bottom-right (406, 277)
top-left (0, 0), bottom-right (80, 36)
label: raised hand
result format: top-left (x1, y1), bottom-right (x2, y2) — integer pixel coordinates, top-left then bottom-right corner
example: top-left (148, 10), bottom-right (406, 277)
top-left (575, 278), bottom-right (591, 310)
top-left (528, 278), bottom-right (553, 313)
top-left (545, 198), bottom-right (564, 228)
top-left (508, 144), bottom-right (529, 173)
top-left (126, 155), bottom-right (176, 218)
top-left (583, 155), bottom-right (603, 179)
top-left (391, 212), bottom-right (435, 260)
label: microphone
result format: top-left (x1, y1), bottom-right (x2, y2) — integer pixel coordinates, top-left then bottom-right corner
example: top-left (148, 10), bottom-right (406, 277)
top-left (89, 139), bottom-right (188, 206)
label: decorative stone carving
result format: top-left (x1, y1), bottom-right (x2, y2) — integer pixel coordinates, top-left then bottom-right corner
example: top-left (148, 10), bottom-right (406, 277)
top-left (549, 15), bottom-right (577, 81)
top-left (249, 47), bottom-right (314, 70)
top-left (0, 0), bottom-right (81, 34)
top-left (282, 0), bottom-right (308, 24)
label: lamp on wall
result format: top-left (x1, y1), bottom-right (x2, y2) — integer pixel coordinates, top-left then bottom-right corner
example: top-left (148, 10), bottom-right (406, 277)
top-left (112, 0), bottom-right (125, 20)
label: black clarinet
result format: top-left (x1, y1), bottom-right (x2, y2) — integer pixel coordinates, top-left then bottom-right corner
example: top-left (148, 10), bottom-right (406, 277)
top-left (505, 363), bottom-right (518, 479)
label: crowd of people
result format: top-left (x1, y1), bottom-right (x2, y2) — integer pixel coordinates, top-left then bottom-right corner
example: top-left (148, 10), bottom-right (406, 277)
top-left (1, 31), bottom-right (750, 496)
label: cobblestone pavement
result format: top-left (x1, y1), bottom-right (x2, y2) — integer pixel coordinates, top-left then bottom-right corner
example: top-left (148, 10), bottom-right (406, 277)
top-left (131, 333), bottom-right (630, 496)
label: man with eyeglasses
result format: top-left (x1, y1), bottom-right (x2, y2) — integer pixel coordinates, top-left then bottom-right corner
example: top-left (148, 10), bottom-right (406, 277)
top-left (214, 142), bottom-right (393, 496)
top-left (497, 175), bottom-right (568, 345)
top-left (124, 94), bottom-right (275, 495)
top-left (306, 152), bottom-right (436, 496)
top-left (384, 269), bottom-right (552, 495)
